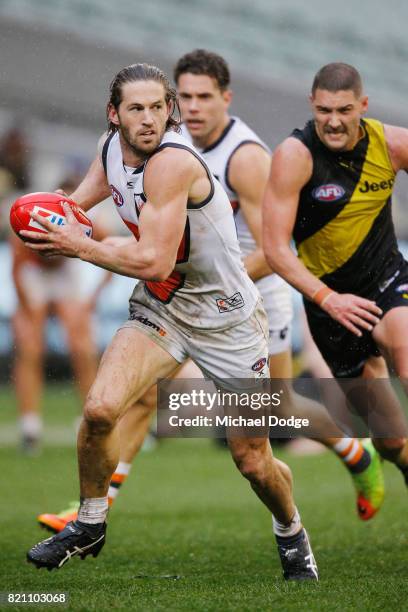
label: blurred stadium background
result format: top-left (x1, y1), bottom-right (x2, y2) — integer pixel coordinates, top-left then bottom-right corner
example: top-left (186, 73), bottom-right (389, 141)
top-left (1, 2), bottom-right (408, 606)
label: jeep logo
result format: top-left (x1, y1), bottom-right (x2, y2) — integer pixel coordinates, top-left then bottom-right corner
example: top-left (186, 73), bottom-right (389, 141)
top-left (359, 178), bottom-right (394, 193)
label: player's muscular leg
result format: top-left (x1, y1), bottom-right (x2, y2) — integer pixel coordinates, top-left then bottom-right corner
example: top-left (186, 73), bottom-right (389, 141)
top-left (12, 304), bottom-right (47, 414)
top-left (119, 384), bottom-right (157, 463)
top-left (372, 307), bottom-right (408, 392)
top-left (55, 301), bottom-right (98, 402)
top-left (270, 349), bottom-right (350, 442)
top-left (227, 436), bottom-right (295, 523)
top-left (269, 349), bottom-right (292, 379)
top-left (79, 328), bottom-right (179, 498)
top-left (118, 359), bottom-right (202, 461)
top-left (364, 316), bottom-right (408, 465)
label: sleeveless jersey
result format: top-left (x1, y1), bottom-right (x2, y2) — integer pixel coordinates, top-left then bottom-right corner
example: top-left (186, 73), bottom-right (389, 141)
top-left (101, 129), bottom-right (258, 330)
top-left (181, 117), bottom-right (289, 299)
top-left (292, 118), bottom-right (402, 296)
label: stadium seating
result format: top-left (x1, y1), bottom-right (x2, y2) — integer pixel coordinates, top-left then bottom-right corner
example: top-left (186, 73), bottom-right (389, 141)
top-left (1, 0), bottom-right (407, 114)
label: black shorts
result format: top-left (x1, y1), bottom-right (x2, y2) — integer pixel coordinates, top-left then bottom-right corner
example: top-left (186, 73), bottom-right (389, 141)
top-left (304, 260), bottom-right (408, 378)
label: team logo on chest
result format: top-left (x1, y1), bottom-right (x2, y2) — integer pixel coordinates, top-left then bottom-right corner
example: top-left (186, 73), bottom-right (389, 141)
top-left (312, 184), bottom-right (345, 202)
top-left (110, 185), bottom-right (124, 207)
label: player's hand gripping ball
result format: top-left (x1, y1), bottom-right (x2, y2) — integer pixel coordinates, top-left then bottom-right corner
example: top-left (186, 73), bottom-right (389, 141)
top-left (10, 192), bottom-right (93, 241)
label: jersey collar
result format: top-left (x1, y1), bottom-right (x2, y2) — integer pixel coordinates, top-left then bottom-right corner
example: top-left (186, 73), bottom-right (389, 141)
top-left (201, 118), bottom-right (236, 153)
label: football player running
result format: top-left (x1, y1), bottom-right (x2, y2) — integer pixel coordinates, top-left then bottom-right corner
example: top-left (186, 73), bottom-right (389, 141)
top-left (37, 52), bottom-right (389, 558)
top-left (263, 62), bottom-right (408, 488)
top-left (25, 63), bottom-right (318, 580)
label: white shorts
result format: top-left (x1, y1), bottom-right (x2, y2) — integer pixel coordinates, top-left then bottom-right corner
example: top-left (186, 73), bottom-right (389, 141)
top-left (121, 298), bottom-right (269, 390)
top-left (256, 277), bottom-right (293, 356)
top-left (19, 259), bottom-right (101, 307)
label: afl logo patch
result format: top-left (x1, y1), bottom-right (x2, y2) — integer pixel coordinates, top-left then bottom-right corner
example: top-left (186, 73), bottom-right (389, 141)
top-left (110, 185), bottom-right (124, 207)
top-left (252, 357), bottom-right (267, 372)
top-left (312, 184), bottom-right (345, 202)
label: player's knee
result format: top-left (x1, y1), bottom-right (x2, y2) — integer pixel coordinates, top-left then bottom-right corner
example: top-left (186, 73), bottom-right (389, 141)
top-left (375, 437), bottom-right (407, 461)
top-left (232, 445), bottom-right (270, 484)
top-left (238, 458), bottom-right (266, 484)
top-left (83, 396), bottom-right (121, 432)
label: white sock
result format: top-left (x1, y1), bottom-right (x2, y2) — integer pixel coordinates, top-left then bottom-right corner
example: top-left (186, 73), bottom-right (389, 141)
top-left (332, 437), bottom-right (353, 454)
top-left (272, 507), bottom-right (302, 538)
top-left (332, 438), bottom-right (364, 466)
top-left (108, 461), bottom-right (132, 504)
top-left (77, 497), bottom-right (109, 525)
top-left (20, 413), bottom-right (42, 438)
top-left (115, 461), bottom-right (132, 475)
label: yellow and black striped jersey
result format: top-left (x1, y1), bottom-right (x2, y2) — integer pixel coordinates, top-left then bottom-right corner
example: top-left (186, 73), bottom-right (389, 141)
top-left (291, 118), bottom-right (403, 296)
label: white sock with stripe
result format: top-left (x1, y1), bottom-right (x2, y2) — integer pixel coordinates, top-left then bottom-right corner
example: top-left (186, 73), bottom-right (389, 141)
top-left (108, 461), bottom-right (132, 505)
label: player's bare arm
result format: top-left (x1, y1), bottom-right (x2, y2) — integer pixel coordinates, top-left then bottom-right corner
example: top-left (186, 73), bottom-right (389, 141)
top-left (263, 137), bottom-right (381, 337)
top-left (228, 143), bottom-right (273, 281)
top-left (20, 147), bottom-right (198, 281)
top-left (69, 154), bottom-right (111, 212)
top-left (55, 135), bottom-right (114, 211)
top-left (74, 139), bottom-right (138, 249)
top-left (263, 137), bottom-right (323, 295)
top-left (384, 124), bottom-right (408, 172)
top-left (102, 235), bottom-right (137, 247)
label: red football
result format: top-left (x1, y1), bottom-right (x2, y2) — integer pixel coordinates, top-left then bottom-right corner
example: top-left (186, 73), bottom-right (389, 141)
top-left (10, 192), bottom-right (93, 241)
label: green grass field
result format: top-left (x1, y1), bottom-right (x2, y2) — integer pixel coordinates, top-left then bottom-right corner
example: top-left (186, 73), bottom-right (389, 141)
top-left (1, 384), bottom-right (408, 611)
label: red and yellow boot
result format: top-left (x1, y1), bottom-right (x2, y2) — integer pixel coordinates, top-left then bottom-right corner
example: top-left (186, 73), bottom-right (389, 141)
top-left (37, 501), bottom-right (79, 533)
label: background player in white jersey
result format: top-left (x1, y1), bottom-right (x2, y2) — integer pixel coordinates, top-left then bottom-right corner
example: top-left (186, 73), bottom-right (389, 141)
top-left (25, 63), bottom-right (317, 580)
top-left (174, 49), bottom-right (384, 518)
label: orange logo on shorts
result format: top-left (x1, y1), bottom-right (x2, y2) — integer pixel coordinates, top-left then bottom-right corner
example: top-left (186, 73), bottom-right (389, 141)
top-left (131, 314), bottom-right (167, 336)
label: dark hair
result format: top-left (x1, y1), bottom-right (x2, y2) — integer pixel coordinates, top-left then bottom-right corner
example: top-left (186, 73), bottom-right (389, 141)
top-left (107, 63), bottom-right (180, 133)
top-left (174, 49), bottom-right (230, 91)
top-left (311, 63), bottom-right (363, 97)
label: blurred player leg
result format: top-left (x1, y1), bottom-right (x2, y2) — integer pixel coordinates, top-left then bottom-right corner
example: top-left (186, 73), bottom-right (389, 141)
top-left (299, 306), bottom-right (333, 378)
top-left (365, 315), bottom-right (408, 484)
top-left (269, 340), bottom-right (384, 520)
top-left (118, 384), bottom-right (157, 464)
top-left (13, 302), bottom-right (47, 454)
top-left (54, 300), bottom-right (98, 402)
